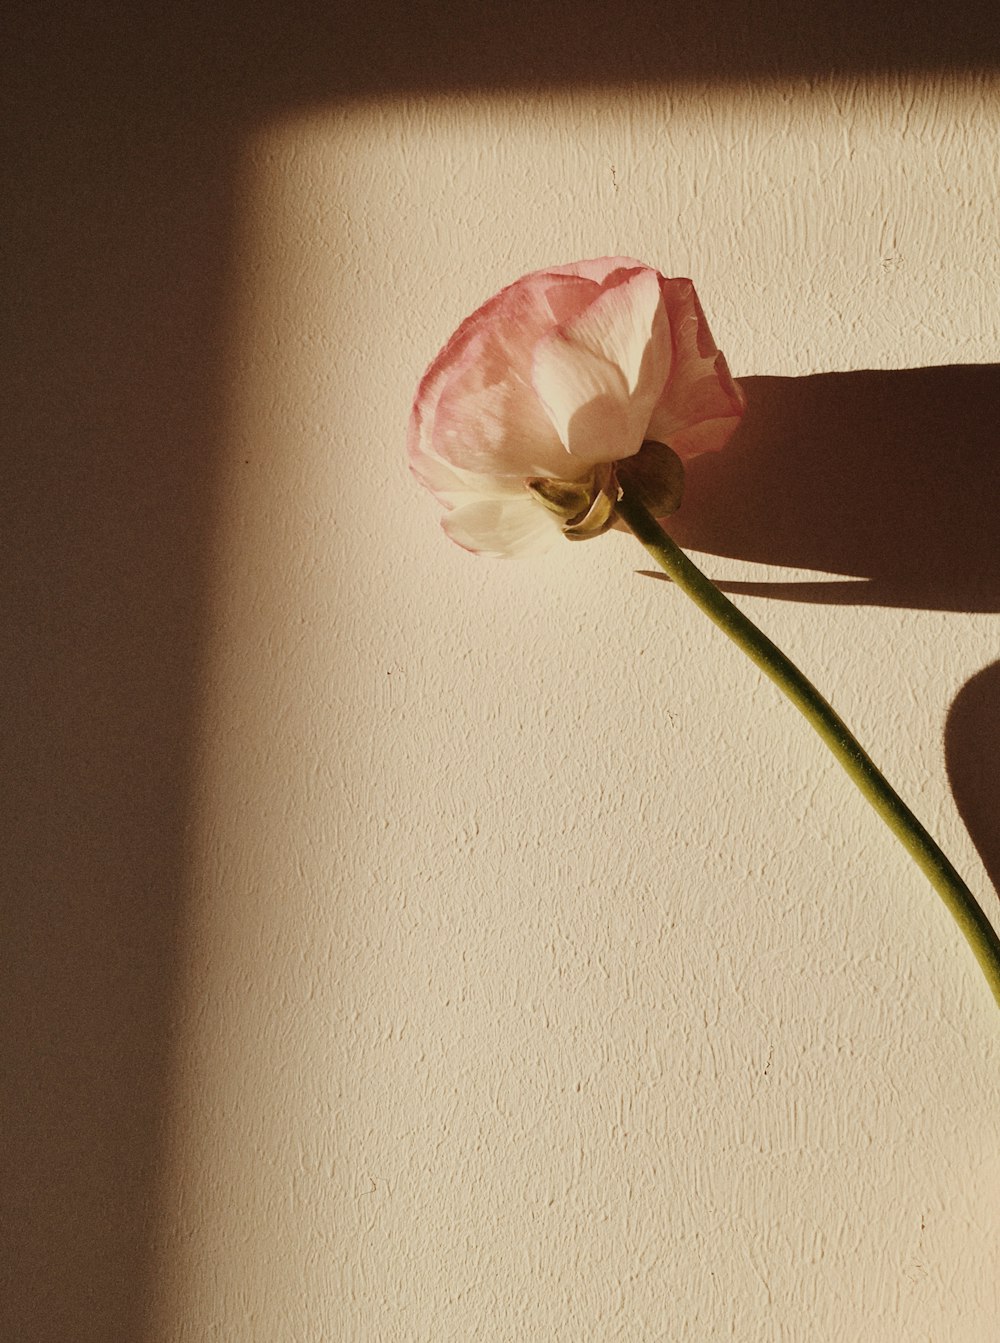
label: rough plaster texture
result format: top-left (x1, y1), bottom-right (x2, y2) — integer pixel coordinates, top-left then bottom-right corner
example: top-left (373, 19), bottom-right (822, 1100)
top-left (161, 77), bottom-right (1000, 1339)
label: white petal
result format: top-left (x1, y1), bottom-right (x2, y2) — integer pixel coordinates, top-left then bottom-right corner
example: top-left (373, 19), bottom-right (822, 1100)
top-left (566, 268), bottom-right (666, 395)
top-left (441, 495), bottom-right (561, 558)
top-left (531, 336), bottom-right (631, 465)
top-left (531, 269), bottom-right (671, 467)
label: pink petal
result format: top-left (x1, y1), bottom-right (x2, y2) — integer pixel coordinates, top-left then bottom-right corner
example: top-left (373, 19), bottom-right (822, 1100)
top-left (647, 278), bottom-right (746, 459)
top-left (409, 271), bottom-right (617, 489)
top-left (544, 256), bottom-right (648, 283)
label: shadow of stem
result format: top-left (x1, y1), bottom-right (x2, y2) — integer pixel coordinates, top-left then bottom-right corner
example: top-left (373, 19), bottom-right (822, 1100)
top-left (946, 663), bottom-right (1000, 903)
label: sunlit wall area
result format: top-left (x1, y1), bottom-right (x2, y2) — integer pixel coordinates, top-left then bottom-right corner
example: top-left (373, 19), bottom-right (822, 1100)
top-left (161, 77), bottom-right (1000, 1339)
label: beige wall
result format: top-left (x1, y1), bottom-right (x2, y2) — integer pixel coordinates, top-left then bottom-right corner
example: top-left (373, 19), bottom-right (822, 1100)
top-left (5, 8), bottom-right (999, 1341)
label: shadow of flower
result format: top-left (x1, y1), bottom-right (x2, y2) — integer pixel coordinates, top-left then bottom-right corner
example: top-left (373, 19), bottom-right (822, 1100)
top-left (669, 365), bottom-right (1000, 612)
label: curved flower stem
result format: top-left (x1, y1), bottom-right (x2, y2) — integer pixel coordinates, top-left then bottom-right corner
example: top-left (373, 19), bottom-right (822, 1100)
top-left (615, 490), bottom-right (1000, 1011)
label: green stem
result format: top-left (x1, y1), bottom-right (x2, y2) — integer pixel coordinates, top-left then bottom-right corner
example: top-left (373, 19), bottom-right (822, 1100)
top-left (615, 489), bottom-right (1000, 1011)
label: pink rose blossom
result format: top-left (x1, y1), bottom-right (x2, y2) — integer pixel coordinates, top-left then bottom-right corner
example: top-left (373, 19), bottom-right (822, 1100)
top-left (408, 257), bottom-right (745, 558)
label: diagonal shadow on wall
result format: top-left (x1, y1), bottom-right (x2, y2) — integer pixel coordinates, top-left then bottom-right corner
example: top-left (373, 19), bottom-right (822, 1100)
top-left (1, 68), bottom-right (239, 1343)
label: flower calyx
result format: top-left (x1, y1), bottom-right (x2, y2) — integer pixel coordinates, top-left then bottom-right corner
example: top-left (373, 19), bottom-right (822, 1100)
top-left (615, 440), bottom-right (685, 517)
top-left (525, 439), bottom-right (685, 544)
top-left (525, 472), bottom-right (617, 541)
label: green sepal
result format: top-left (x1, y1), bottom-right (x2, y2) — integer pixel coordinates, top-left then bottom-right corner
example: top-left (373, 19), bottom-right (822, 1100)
top-left (525, 477), bottom-right (593, 519)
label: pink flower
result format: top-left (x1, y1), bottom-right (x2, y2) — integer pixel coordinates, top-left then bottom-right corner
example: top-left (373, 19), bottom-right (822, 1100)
top-left (407, 258), bottom-right (746, 558)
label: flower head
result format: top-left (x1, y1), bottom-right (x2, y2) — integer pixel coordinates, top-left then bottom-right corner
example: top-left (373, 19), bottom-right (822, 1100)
top-left (408, 258), bottom-right (745, 557)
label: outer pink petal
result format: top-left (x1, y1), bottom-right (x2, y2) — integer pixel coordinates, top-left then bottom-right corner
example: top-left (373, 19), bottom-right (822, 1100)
top-left (646, 278), bottom-right (746, 460)
top-left (544, 256), bottom-right (648, 282)
top-left (408, 269), bottom-right (614, 492)
top-left (408, 260), bottom-right (658, 495)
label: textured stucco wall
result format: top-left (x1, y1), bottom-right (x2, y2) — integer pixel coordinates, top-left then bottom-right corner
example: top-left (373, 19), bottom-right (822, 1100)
top-left (161, 78), bottom-right (1000, 1339)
